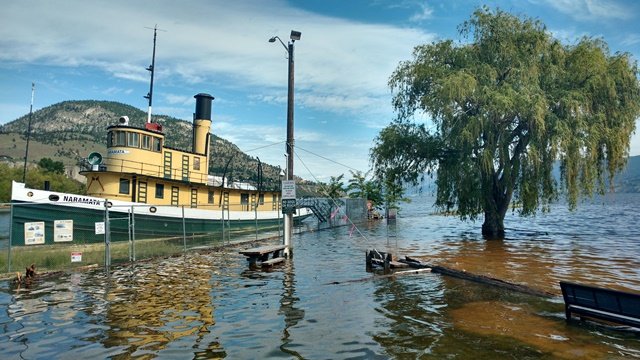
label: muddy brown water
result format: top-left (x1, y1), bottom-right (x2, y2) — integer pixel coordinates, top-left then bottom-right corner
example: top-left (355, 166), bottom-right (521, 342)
top-left (1, 194), bottom-right (639, 359)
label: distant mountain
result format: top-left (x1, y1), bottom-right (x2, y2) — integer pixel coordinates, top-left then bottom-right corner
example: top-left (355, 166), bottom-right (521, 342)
top-left (404, 155), bottom-right (640, 194)
top-left (0, 100), bottom-right (320, 195)
top-left (615, 155), bottom-right (640, 193)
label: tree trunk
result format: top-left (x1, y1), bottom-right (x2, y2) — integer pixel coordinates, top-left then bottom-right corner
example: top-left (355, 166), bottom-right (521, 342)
top-left (482, 208), bottom-right (505, 240)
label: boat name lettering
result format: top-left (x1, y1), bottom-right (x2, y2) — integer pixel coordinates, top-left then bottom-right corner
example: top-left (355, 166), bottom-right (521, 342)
top-left (63, 195), bottom-right (102, 205)
top-left (108, 149), bottom-right (129, 155)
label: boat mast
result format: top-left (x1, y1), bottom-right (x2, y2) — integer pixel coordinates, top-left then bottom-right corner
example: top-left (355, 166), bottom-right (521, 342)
top-left (144, 25), bottom-right (163, 124)
top-left (22, 82), bottom-right (35, 183)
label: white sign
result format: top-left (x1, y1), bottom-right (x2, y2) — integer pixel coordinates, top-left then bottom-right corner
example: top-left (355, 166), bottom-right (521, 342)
top-left (24, 221), bottom-right (45, 245)
top-left (281, 180), bottom-right (296, 200)
top-left (71, 252), bottom-right (82, 262)
top-left (54, 220), bottom-right (73, 242)
top-left (95, 221), bottom-right (105, 234)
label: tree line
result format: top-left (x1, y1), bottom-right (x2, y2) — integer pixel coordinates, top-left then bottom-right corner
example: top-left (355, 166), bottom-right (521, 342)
top-left (0, 159), bottom-right (85, 203)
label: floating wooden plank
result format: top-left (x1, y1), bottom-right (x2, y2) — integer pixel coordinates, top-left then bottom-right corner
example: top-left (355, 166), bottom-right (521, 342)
top-left (398, 256), bottom-right (554, 298)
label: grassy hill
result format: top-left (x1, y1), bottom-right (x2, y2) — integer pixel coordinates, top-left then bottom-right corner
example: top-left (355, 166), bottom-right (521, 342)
top-left (0, 100), bottom-right (320, 195)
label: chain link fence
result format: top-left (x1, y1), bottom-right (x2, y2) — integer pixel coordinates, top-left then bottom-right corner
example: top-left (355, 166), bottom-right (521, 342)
top-left (0, 197), bottom-right (367, 276)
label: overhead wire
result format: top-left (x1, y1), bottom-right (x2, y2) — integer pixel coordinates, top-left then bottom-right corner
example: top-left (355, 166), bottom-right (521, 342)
top-left (294, 150), bottom-right (371, 242)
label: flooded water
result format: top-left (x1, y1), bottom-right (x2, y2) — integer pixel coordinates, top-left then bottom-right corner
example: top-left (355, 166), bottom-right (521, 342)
top-left (1, 194), bottom-right (640, 359)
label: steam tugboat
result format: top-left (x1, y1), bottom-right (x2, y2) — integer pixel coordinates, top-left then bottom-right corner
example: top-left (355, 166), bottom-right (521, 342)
top-left (10, 93), bottom-right (311, 244)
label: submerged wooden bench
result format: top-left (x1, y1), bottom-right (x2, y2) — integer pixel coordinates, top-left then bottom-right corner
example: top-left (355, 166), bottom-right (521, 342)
top-left (239, 245), bottom-right (287, 268)
top-left (560, 281), bottom-right (640, 328)
top-left (366, 249), bottom-right (408, 273)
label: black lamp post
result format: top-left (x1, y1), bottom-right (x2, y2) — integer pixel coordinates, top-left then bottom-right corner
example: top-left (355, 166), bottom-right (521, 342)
top-left (269, 30), bottom-right (300, 256)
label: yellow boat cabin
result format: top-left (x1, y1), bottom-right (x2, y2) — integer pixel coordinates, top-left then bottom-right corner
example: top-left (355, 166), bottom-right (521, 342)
top-left (80, 93), bottom-right (280, 212)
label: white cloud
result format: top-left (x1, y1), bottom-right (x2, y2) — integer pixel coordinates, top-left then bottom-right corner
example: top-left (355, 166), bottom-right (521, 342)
top-left (410, 3), bottom-right (434, 22)
top-left (163, 93), bottom-right (193, 106)
top-left (0, 0), bottom-right (435, 116)
top-left (620, 33), bottom-right (640, 46)
top-left (534, 0), bottom-right (632, 21)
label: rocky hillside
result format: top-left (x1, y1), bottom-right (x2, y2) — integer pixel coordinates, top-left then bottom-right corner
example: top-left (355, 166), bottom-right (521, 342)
top-left (0, 100), bottom-right (319, 194)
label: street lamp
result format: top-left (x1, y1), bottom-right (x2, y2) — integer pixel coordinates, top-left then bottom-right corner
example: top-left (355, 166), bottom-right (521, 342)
top-left (269, 30), bottom-right (300, 257)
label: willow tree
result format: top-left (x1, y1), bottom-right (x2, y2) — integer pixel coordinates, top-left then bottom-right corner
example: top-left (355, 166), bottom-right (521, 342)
top-left (371, 8), bottom-right (640, 239)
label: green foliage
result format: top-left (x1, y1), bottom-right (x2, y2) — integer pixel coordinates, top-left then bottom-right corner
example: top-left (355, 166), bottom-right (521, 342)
top-left (0, 163), bottom-right (85, 203)
top-left (319, 174), bottom-right (346, 200)
top-left (347, 170), bottom-right (384, 208)
top-left (37, 157), bottom-right (65, 174)
top-left (372, 7), bottom-right (640, 238)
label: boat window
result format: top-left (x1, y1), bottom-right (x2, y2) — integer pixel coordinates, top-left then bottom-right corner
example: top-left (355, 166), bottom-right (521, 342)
top-left (116, 131), bottom-right (126, 146)
top-left (119, 178), bottom-right (130, 194)
top-left (153, 137), bottom-right (162, 152)
top-left (128, 132), bottom-right (139, 148)
top-left (142, 135), bottom-right (151, 150)
top-left (171, 186), bottom-right (179, 206)
top-left (194, 157), bottom-right (200, 171)
top-left (156, 183), bottom-right (164, 198)
top-left (107, 131), bottom-right (114, 147)
top-left (208, 190), bottom-right (214, 204)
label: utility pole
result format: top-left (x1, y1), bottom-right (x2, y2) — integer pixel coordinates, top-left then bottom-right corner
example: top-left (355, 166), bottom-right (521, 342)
top-left (270, 30), bottom-right (301, 257)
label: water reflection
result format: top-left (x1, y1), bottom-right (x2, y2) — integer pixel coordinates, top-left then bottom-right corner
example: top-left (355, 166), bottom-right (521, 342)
top-left (395, 194), bottom-right (640, 294)
top-left (277, 260), bottom-right (305, 358)
top-left (1, 194), bottom-right (640, 358)
top-left (371, 274), bottom-right (448, 358)
top-left (98, 254), bottom-right (219, 358)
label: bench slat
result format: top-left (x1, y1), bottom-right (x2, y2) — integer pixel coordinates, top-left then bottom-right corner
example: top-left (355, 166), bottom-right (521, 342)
top-left (262, 257), bottom-right (285, 267)
top-left (560, 281), bottom-right (640, 328)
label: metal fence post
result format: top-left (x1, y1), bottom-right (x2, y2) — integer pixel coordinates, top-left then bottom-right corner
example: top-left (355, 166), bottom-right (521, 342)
top-left (131, 205), bottom-right (136, 261)
top-left (8, 202), bottom-right (13, 273)
top-left (104, 200), bottom-right (111, 269)
top-left (182, 205), bottom-right (186, 252)
top-left (128, 207), bottom-right (132, 262)
top-left (254, 200), bottom-right (258, 241)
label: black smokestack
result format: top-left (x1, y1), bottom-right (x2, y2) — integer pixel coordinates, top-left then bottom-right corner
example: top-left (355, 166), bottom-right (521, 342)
top-left (194, 93), bottom-right (214, 120)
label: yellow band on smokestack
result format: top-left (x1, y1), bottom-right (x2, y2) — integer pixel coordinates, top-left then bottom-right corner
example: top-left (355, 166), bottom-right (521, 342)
top-left (193, 93), bottom-right (214, 155)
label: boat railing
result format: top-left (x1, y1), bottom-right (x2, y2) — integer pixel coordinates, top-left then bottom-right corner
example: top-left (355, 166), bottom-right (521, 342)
top-left (90, 156), bottom-right (281, 191)
top-left (96, 156), bottom-right (208, 184)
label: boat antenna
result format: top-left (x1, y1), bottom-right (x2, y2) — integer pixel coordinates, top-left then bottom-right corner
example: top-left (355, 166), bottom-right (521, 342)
top-left (144, 25), bottom-right (165, 124)
top-left (22, 82), bottom-right (35, 183)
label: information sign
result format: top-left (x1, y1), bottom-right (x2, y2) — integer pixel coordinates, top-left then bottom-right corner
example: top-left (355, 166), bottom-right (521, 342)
top-left (71, 252), bottom-right (82, 262)
top-left (282, 199), bottom-right (297, 214)
top-left (24, 221), bottom-right (45, 245)
top-left (54, 220), bottom-right (73, 242)
top-left (281, 180), bottom-right (296, 199)
top-left (95, 221), bottom-right (105, 235)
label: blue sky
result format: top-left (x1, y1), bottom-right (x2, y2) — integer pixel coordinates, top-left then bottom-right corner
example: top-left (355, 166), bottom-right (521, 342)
top-left (1, 0), bottom-right (639, 182)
